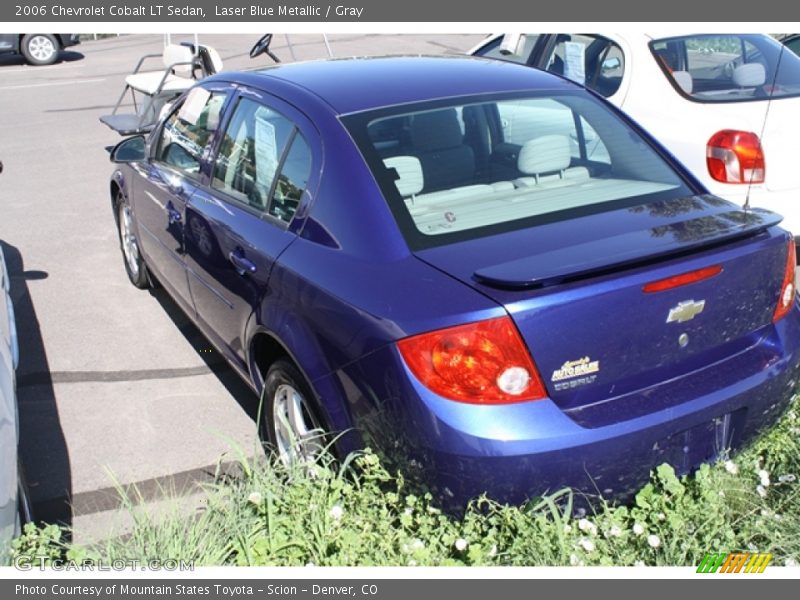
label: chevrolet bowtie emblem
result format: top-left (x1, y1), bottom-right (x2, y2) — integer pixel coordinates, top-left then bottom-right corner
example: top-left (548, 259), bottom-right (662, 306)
top-left (667, 299), bottom-right (706, 324)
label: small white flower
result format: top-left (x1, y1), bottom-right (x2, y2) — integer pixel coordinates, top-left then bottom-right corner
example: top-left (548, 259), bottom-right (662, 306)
top-left (247, 491), bottom-right (263, 505)
top-left (329, 504), bottom-right (343, 521)
top-left (718, 490), bottom-right (726, 498)
top-left (779, 474), bottom-right (797, 483)
top-left (607, 525), bottom-right (622, 538)
top-left (563, 524), bottom-right (573, 533)
top-left (488, 544), bottom-right (498, 558)
top-left (634, 560), bottom-right (645, 567)
top-left (633, 523), bottom-right (645, 535)
top-left (455, 538), bottom-right (468, 552)
top-left (758, 469), bottom-right (771, 487)
top-left (785, 558), bottom-right (797, 567)
top-left (404, 506), bottom-right (414, 516)
top-left (774, 513), bottom-right (784, 521)
top-left (569, 553), bottom-right (579, 566)
top-left (579, 537), bottom-right (595, 552)
top-left (756, 485), bottom-right (768, 498)
top-left (657, 512), bottom-right (666, 521)
top-left (578, 518), bottom-right (597, 535)
top-left (647, 534), bottom-right (661, 549)
top-left (411, 539), bottom-right (424, 551)
top-left (724, 460), bottom-right (739, 475)
top-left (408, 559), bottom-right (417, 566)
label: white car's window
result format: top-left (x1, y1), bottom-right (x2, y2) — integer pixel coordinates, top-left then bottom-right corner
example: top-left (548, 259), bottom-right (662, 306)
top-left (346, 92), bottom-right (689, 247)
top-left (155, 90), bottom-right (227, 176)
top-left (651, 34), bottom-right (800, 102)
top-left (544, 35), bottom-right (625, 98)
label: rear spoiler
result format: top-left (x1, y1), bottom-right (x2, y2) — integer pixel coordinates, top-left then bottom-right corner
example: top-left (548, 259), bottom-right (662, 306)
top-left (474, 206), bottom-right (783, 290)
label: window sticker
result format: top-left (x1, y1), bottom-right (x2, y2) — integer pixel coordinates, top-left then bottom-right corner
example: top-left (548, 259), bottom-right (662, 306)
top-left (563, 42), bottom-right (586, 85)
top-left (254, 108), bottom-right (279, 190)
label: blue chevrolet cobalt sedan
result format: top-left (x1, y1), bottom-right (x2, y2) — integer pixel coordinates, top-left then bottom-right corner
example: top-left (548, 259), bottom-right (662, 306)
top-left (108, 56), bottom-right (800, 507)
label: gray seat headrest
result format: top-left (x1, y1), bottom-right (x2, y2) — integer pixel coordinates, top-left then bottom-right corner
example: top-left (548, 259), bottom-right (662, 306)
top-left (384, 156), bottom-right (424, 198)
top-left (733, 63), bottom-right (766, 87)
top-left (518, 135), bottom-right (572, 176)
top-left (409, 109), bottom-right (463, 152)
top-left (672, 70), bottom-right (693, 94)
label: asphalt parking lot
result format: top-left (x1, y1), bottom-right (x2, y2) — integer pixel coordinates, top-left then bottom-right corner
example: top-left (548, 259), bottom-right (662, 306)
top-left (0, 33), bottom-right (484, 541)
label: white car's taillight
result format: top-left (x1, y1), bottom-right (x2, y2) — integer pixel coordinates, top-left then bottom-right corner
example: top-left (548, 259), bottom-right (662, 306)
top-left (706, 130), bottom-right (765, 184)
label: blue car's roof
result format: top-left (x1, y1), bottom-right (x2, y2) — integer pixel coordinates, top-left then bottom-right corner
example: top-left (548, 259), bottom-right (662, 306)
top-left (214, 56), bottom-right (576, 115)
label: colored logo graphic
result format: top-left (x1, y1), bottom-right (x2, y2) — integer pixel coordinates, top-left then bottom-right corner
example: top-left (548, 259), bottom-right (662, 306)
top-left (696, 552), bottom-right (772, 573)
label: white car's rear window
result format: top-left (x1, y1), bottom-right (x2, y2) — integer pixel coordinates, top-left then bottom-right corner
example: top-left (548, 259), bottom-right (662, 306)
top-left (344, 92), bottom-right (691, 249)
top-left (651, 34), bottom-right (800, 103)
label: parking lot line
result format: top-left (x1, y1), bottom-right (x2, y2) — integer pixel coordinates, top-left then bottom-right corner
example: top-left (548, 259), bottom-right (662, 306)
top-left (1, 63), bottom-right (86, 74)
top-left (0, 77), bottom-right (105, 91)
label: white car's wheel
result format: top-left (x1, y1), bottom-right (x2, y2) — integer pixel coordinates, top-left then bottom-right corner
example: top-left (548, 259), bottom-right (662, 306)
top-left (20, 34), bottom-right (59, 66)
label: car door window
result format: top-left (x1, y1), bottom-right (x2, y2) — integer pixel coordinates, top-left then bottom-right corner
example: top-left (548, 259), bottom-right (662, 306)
top-left (155, 88), bottom-right (226, 176)
top-left (650, 35), bottom-right (800, 102)
top-left (544, 35), bottom-right (625, 98)
top-left (212, 98), bottom-right (295, 212)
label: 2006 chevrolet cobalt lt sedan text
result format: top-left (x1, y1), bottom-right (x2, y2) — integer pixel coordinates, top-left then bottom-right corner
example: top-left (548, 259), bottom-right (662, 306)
top-left (107, 56), bottom-right (800, 507)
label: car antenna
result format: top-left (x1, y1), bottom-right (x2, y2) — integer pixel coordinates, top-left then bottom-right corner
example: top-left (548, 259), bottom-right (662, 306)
top-left (746, 40), bottom-right (786, 213)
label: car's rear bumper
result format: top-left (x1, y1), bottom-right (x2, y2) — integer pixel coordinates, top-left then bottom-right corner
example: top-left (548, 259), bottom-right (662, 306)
top-left (331, 305), bottom-right (800, 508)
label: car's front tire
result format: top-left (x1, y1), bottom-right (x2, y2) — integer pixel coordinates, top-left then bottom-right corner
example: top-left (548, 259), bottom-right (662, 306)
top-left (20, 34), bottom-right (59, 66)
top-left (116, 194), bottom-right (150, 289)
top-left (261, 360), bottom-right (329, 466)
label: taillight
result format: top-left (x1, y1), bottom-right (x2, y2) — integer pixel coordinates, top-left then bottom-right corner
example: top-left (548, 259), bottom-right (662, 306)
top-left (397, 316), bottom-right (546, 404)
top-left (706, 130), bottom-right (765, 184)
top-left (773, 239), bottom-right (797, 323)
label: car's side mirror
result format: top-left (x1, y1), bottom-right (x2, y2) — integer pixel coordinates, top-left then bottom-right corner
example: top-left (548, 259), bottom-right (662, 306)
top-left (110, 135), bottom-right (147, 163)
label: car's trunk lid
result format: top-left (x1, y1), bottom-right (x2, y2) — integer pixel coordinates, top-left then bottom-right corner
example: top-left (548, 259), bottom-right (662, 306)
top-left (415, 195), bottom-right (788, 423)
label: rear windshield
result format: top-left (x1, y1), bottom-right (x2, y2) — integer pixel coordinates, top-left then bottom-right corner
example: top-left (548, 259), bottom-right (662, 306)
top-left (343, 91), bottom-right (691, 249)
top-left (650, 34), bottom-right (800, 102)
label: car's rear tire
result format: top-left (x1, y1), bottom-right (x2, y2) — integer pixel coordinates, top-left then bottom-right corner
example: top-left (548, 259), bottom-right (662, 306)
top-left (116, 194), bottom-right (150, 289)
top-left (261, 360), bottom-right (329, 466)
top-left (20, 34), bottom-right (59, 66)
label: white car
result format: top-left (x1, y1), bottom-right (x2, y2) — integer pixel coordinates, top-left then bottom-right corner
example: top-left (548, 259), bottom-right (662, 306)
top-left (471, 33), bottom-right (800, 244)
top-left (0, 168), bottom-right (29, 560)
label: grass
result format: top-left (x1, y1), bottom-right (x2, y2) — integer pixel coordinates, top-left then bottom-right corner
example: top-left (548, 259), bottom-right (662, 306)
top-left (11, 393), bottom-right (800, 567)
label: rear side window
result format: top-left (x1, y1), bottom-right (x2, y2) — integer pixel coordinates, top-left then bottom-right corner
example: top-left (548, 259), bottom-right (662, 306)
top-left (651, 34), bottom-right (800, 102)
top-left (344, 92), bottom-right (691, 249)
top-left (212, 97), bottom-right (311, 223)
